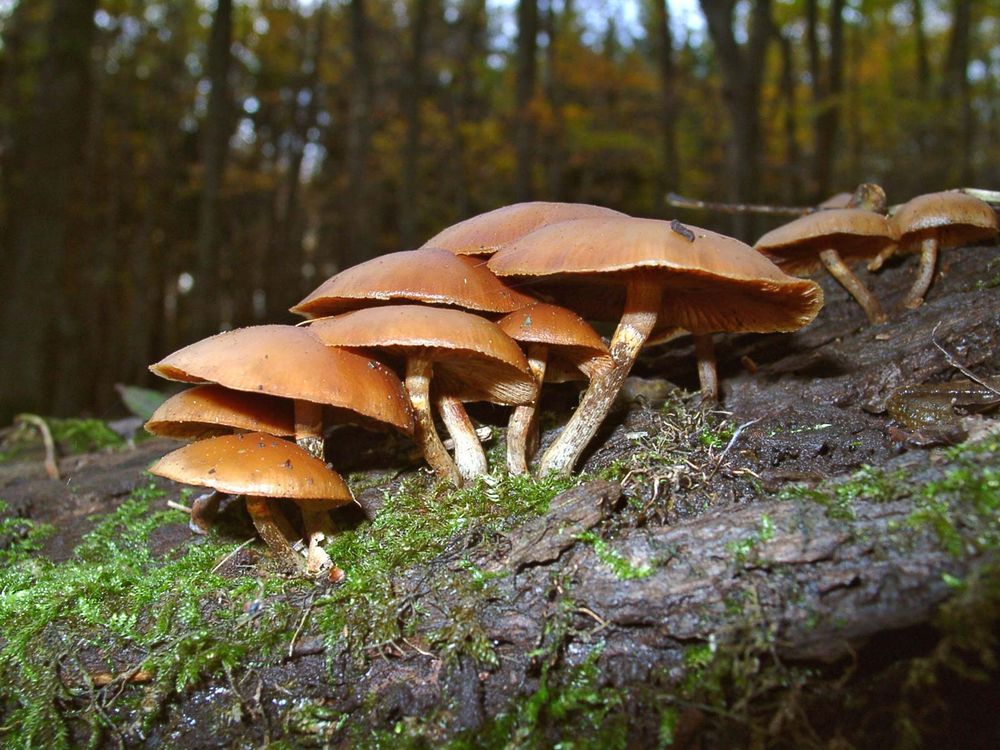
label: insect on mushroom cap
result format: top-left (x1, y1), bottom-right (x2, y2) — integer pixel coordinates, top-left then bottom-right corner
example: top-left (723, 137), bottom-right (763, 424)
top-left (290, 247), bottom-right (537, 319)
top-left (421, 201), bottom-right (627, 256)
top-left (489, 216), bottom-right (823, 335)
top-left (149, 432), bottom-right (352, 504)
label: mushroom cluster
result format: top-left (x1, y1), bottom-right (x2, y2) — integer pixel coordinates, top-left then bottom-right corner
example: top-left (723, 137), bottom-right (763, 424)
top-left (754, 188), bottom-right (998, 321)
top-left (148, 201), bottom-right (822, 572)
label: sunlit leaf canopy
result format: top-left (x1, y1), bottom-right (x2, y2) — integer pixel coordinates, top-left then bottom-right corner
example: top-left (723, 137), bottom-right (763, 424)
top-left (0, 0), bottom-right (995, 419)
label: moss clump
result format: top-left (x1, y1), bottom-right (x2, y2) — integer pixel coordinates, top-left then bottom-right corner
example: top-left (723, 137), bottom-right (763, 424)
top-left (778, 464), bottom-right (908, 519)
top-left (577, 529), bottom-right (652, 580)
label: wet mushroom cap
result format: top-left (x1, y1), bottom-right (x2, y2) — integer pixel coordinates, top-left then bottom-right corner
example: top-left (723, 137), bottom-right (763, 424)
top-left (754, 208), bottom-right (897, 275)
top-left (892, 191), bottom-right (999, 251)
top-left (290, 248), bottom-right (536, 319)
top-left (307, 305), bottom-right (536, 405)
top-left (489, 216), bottom-right (823, 334)
top-left (145, 384), bottom-right (295, 439)
top-left (150, 325), bottom-right (414, 435)
top-left (497, 303), bottom-right (612, 380)
top-left (421, 202), bottom-right (627, 256)
top-left (149, 432), bottom-right (352, 504)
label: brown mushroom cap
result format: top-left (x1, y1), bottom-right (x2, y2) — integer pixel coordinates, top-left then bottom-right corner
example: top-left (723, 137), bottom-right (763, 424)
top-left (145, 384), bottom-right (294, 439)
top-left (489, 216), bottom-right (823, 334)
top-left (754, 208), bottom-right (898, 275)
top-left (290, 248), bottom-right (536, 319)
top-left (497, 303), bottom-right (612, 380)
top-left (149, 432), bottom-right (352, 504)
top-left (307, 305), bottom-right (535, 405)
top-left (150, 325), bottom-right (414, 435)
top-left (421, 202), bottom-right (627, 256)
top-left (892, 191), bottom-right (999, 251)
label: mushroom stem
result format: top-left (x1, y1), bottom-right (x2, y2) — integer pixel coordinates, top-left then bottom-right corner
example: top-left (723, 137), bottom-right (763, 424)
top-left (903, 237), bottom-right (939, 309)
top-left (437, 394), bottom-right (489, 482)
top-left (819, 248), bottom-right (887, 325)
top-left (294, 400), bottom-right (325, 460)
top-left (693, 334), bottom-right (719, 403)
top-left (507, 344), bottom-right (547, 475)
top-left (189, 490), bottom-right (224, 535)
top-left (405, 356), bottom-right (463, 486)
top-left (539, 278), bottom-right (661, 474)
top-left (244, 495), bottom-right (306, 571)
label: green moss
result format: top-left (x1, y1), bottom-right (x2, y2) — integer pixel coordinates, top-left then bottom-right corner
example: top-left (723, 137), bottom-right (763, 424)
top-left (47, 418), bottom-right (123, 454)
top-left (778, 464), bottom-right (908, 520)
top-left (577, 530), bottom-right (652, 580)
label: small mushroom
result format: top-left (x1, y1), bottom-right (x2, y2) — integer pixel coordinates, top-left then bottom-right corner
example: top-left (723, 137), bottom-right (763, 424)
top-left (890, 191), bottom-right (999, 309)
top-left (489, 216), bottom-right (822, 474)
top-left (149, 433), bottom-right (353, 573)
top-left (308, 305), bottom-right (535, 484)
top-left (754, 208), bottom-right (896, 324)
top-left (421, 201), bottom-right (626, 256)
top-left (145, 384), bottom-right (295, 533)
top-left (496, 303), bottom-right (612, 474)
top-left (291, 247), bottom-right (536, 319)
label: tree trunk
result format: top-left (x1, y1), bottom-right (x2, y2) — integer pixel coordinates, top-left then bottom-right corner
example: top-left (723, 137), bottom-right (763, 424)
top-left (699, 0), bottom-right (772, 240)
top-left (191, 0), bottom-right (234, 340)
top-left (941, 0), bottom-right (974, 184)
top-left (514, 0), bottom-right (538, 201)
top-left (778, 32), bottom-right (803, 203)
top-left (345, 0), bottom-right (375, 267)
top-left (651, 0), bottom-right (679, 216)
top-left (541, 0), bottom-right (565, 200)
top-left (399, 0), bottom-right (433, 249)
top-left (0, 0), bottom-right (98, 420)
top-left (812, 0), bottom-right (845, 200)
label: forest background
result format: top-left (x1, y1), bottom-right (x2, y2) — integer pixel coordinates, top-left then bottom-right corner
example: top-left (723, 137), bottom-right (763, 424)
top-left (0, 0), bottom-right (996, 422)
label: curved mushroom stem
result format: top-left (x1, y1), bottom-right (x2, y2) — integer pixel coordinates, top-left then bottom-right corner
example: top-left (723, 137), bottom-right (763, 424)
top-left (903, 237), bottom-right (939, 309)
top-left (507, 344), bottom-right (548, 475)
top-left (244, 495), bottom-right (306, 572)
top-left (437, 394), bottom-right (488, 482)
top-left (294, 400), bottom-right (333, 572)
top-left (819, 248), bottom-right (887, 325)
top-left (540, 278), bottom-right (660, 475)
top-left (866, 242), bottom-right (896, 273)
top-left (692, 334), bottom-right (719, 403)
top-left (406, 356), bottom-right (463, 486)
top-left (189, 490), bottom-right (224, 535)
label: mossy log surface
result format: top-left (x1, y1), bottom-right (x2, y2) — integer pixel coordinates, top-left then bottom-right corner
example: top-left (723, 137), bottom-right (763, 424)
top-left (1, 245), bottom-right (999, 748)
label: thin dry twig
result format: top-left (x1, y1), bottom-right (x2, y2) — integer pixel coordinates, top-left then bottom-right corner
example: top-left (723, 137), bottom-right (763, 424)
top-left (931, 323), bottom-right (1000, 397)
top-left (666, 192), bottom-right (814, 217)
top-left (288, 592), bottom-right (317, 658)
top-left (211, 537), bottom-right (256, 574)
top-left (14, 414), bottom-right (60, 480)
top-left (166, 499), bottom-right (191, 513)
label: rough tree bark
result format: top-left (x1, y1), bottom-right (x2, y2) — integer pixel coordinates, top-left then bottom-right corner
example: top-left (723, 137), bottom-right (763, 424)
top-left (0, 0), bottom-right (98, 420)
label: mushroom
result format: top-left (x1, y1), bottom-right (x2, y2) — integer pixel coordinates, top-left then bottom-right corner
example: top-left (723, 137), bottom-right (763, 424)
top-left (496, 303), bottom-right (612, 474)
top-left (754, 208), bottom-right (896, 324)
top-left (145, 384), bottom-right (295, 533)
top-left (890, 191), bottom-right (999, 309)
top-left (149, 433), bottom-right (352, 572)
top-left (489, 216), bottom-right (822, 474)
top-left (291, 247), bottom-right (536, 319)
top-left (421, 201), bottom-right (626, 257)
top-left (150, 325), bottom-right (413, 569)
top-left (308, 305), bottom-right (535, 484)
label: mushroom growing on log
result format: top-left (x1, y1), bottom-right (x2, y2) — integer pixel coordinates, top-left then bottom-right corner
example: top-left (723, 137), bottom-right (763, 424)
top-left (308, 305), bottom-right (535, 484)
top-left (489, 216), bottom-right (822, 474)
top-left (754, 208), bottom-right (896, 325)
top-left (890, 191), bottom-right (999, 309)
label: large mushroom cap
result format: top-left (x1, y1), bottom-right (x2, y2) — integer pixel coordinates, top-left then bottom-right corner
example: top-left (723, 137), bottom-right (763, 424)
top-left (497, 303), bottom-right (612, 380)
top-left (150, 432), bottom-right (352, 503)
top-left (421, 202), bottom-right (627, 256)
top-left (150, 325), bottom-right (414, 435)
top-left (892, 191), bottom-right (999, 251)
top-left (489, 216), bottom-right (823, 334)
top-left (145, 384), bottom-right (294, 439)
top-left (290, 248), bottom-right (536, 319)
top-left (754, 208), bottom-right (897, 274)
top-left (307, 305), bottom-right (535, 405)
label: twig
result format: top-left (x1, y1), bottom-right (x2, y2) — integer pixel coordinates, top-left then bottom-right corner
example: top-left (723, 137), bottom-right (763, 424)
top-left (288, 593), bottom-right (317, 658)
top-left (166, 499), bottom-right (191, 513)
top-left (211, 537), bottom-right (256, 574)
top-left (14, 414), bottom-right (60, 480)
top-left (718, 418), bottom-right (762, 466)
top-left (575, 606), bottom-right (610, 631)
top-left (931, 323), bottom-right (1000, 397)
top-left (666, 192), bottom-right (813, 217)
